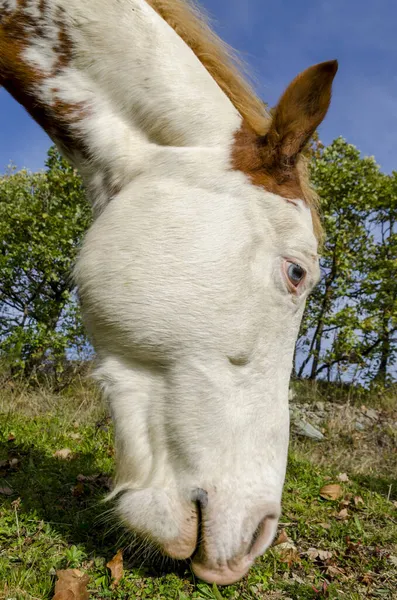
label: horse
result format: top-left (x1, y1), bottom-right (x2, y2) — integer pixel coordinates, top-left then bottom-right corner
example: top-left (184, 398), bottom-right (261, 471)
top-left (0, 0), bottom-right (337, 585)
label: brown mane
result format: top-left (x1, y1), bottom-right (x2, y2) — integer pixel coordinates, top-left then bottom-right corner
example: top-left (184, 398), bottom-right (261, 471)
top-left (145, 0), bottom-right (322, 241)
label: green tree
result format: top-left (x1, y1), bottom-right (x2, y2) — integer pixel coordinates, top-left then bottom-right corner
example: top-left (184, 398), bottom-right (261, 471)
top-left (0, 147), bottom-right (91, 378)
top-left (358, 171), bottom-right (397, 384)
top-left (297, 138), bottom-right (396, 384)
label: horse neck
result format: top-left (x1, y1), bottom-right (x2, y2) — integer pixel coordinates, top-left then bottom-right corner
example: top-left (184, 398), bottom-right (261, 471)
top-left (0, 0), bottom-right (241, 211)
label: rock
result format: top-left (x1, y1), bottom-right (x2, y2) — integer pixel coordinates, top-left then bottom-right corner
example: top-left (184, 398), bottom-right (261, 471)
top-left (355, 421), bottom-right (365, 431)
top-left (294, 419), bottom-right (325, 440)
top-left (288, 388), bottom-right (296, 401)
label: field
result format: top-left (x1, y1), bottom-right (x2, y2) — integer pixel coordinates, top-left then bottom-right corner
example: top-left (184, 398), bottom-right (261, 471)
top-left (1, 377), bottom-right (396, 599)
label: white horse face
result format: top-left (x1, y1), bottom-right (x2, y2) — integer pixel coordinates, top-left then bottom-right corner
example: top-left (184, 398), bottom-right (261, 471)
top-left (76, 156), bottom-right (320, 583)
top-left (73, 56), bottom-right (335, 583)
top-left (0, 0), bottom-right (336, 583)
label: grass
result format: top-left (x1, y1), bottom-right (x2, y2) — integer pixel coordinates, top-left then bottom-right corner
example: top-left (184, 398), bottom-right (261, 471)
top-left (0, 377), bottom-right (396, 599)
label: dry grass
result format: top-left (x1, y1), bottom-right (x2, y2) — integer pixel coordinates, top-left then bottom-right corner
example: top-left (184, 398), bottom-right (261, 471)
top-left (0, 370), bottom-right (104, 423)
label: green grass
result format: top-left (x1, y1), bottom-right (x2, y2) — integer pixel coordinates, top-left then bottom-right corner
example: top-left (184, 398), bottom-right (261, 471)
top-left (1, 379), bottom-right (396, 599)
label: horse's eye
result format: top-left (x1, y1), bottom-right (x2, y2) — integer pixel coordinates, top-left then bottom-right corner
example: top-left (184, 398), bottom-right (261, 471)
top-left (286, 262), bottom-right (306, 287)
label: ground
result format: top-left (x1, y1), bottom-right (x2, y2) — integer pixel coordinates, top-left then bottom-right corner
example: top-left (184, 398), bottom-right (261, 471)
top-left (0, 377), bottom-right (396, 600)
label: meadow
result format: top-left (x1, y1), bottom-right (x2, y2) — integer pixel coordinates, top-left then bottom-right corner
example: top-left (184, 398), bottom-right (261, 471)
top-left (1, 377), bottom-right (396, 600)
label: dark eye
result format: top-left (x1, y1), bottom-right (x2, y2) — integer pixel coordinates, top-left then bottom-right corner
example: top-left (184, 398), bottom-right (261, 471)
top-left (286, 262), bottom-right (306, 287)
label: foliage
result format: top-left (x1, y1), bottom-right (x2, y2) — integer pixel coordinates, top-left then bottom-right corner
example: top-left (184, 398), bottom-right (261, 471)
top-left (0, 147), bottom-right (92, 380)
top-left (0, 139), bottom-right (396, 386)
top-left (297, 138), bottom-right (397, 385)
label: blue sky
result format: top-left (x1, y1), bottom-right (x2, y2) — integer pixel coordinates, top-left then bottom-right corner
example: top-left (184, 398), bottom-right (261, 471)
top-left (1, 0), bottom-right (397, 173)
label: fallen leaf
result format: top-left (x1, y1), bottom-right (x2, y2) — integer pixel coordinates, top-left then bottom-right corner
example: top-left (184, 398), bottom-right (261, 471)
top-left (305, 548), bottom-right (333, 561)
top-left (53, 569), bottom-right (89, 600)
top-left (306, 548), bottom-right (320, 560)
top-left (354, 495), bottom-right (364, 506)
top-left (11, 497), bottom-right (21, 509)
top-left (318, 549), bottom-right (333, 561)
top-left (0, 486), bottom-right (13, 496)
top-left (319, 522), bottom-right (331, 530)
top-left (69, 433), bottom-right (81, 440)
top-left (77, 474), bottom-right (100, 483)
top-left (278, 547), bottom-right (300, 567)
top-left (273, 529), bottom-right (289, 546)
top-left (72, 483), bottom-right (85, 497)
top-left (320, 483), bottom-right (343, 501)
top-left (106, 549), bottom-right (123, 587)
top-left (389, 555), bottom-right (397, 567)
top-left (336, 508), bottom-right (349, 520)
top-left (361, 572), bottom-right (373, 585)
top-left (326, 565), bottom-right (346, 579)
top-left (337, 473), bottom-right (349, 482)
top-left (9, 458), bottom-right (19, 468)
top-left (274, 537), bottom-right (300, 567)
top-left (53, 449), bottom-right (74, 460)
top-left (340, 496), bottom-right (351, 508)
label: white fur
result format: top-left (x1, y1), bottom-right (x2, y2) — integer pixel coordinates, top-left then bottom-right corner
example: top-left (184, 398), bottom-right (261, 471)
top-left (2, 0), bottom-right (320, 584)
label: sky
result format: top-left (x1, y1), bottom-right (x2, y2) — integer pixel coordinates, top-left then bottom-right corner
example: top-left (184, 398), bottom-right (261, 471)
top-left (1, 0), bottom-right (397, 173)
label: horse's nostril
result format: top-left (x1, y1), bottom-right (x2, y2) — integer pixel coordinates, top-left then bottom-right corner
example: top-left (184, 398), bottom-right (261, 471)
top-left (248, 519), bottom-right (264, 554)
top-left (192, 487), bottom-right (208, 509)
top-left (247, 512), bottom-right (279, 557)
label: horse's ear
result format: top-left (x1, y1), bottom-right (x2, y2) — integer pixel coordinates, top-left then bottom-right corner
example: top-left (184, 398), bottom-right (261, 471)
top-left (260, 60), bottom-right (338, 167)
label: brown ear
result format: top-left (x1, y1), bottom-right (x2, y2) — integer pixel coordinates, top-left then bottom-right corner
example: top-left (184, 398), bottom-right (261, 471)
top-left (260, 60), bottom-right (338, 168)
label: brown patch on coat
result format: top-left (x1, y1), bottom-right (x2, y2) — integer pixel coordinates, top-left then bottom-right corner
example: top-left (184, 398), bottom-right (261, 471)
top-left (232, 61), bottom-right (338, 241)
top-left (232, 122), bottom-right (304, 201)
top-left (0, 1), bottom-right (87, 158)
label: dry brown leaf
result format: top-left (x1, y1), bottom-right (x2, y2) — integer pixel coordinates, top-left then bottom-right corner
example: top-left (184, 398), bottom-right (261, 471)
top-left (337, 473), bottom-right (349, 482)
top-left (305, 548), bottom-right (333, 561)
top-left (336, 508), bottom-right (349, 520)
top-left (278, 547), bottom-right (300, 567)
top-left (71, 483), bottom-right (85, 497)
top-left (318, 549), bottom-right (333, 561)
top-left (106, 549), bottom-right (123, 587)
top-left (361, 572), bottom-right (373, 585)
top-left (305, 547), bottom-right (320, 560)
top-left (53, 569), bottom-right (89, 600)
top-left (354, 495), bottom-right (364, 506)
top-left (0, 486), bottom-right (13, 496)
top-left (326, 565), bottom-right (346, 579)
top-left (11, 498), bottom-right (21, 510)
top-left (319, 522), bottom-right (331, 529)
top-left (320, 483), bottom-right (343, 501)
top-left (273, 529), bottom-right (289, 546)
top-left (53, 449), bottom-right (74, 460)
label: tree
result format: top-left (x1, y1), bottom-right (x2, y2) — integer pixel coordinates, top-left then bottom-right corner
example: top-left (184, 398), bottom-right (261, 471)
top-left (0, 147), bottom-right (91, 378)
top-left (297, 138), bottom-right (396, 385)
